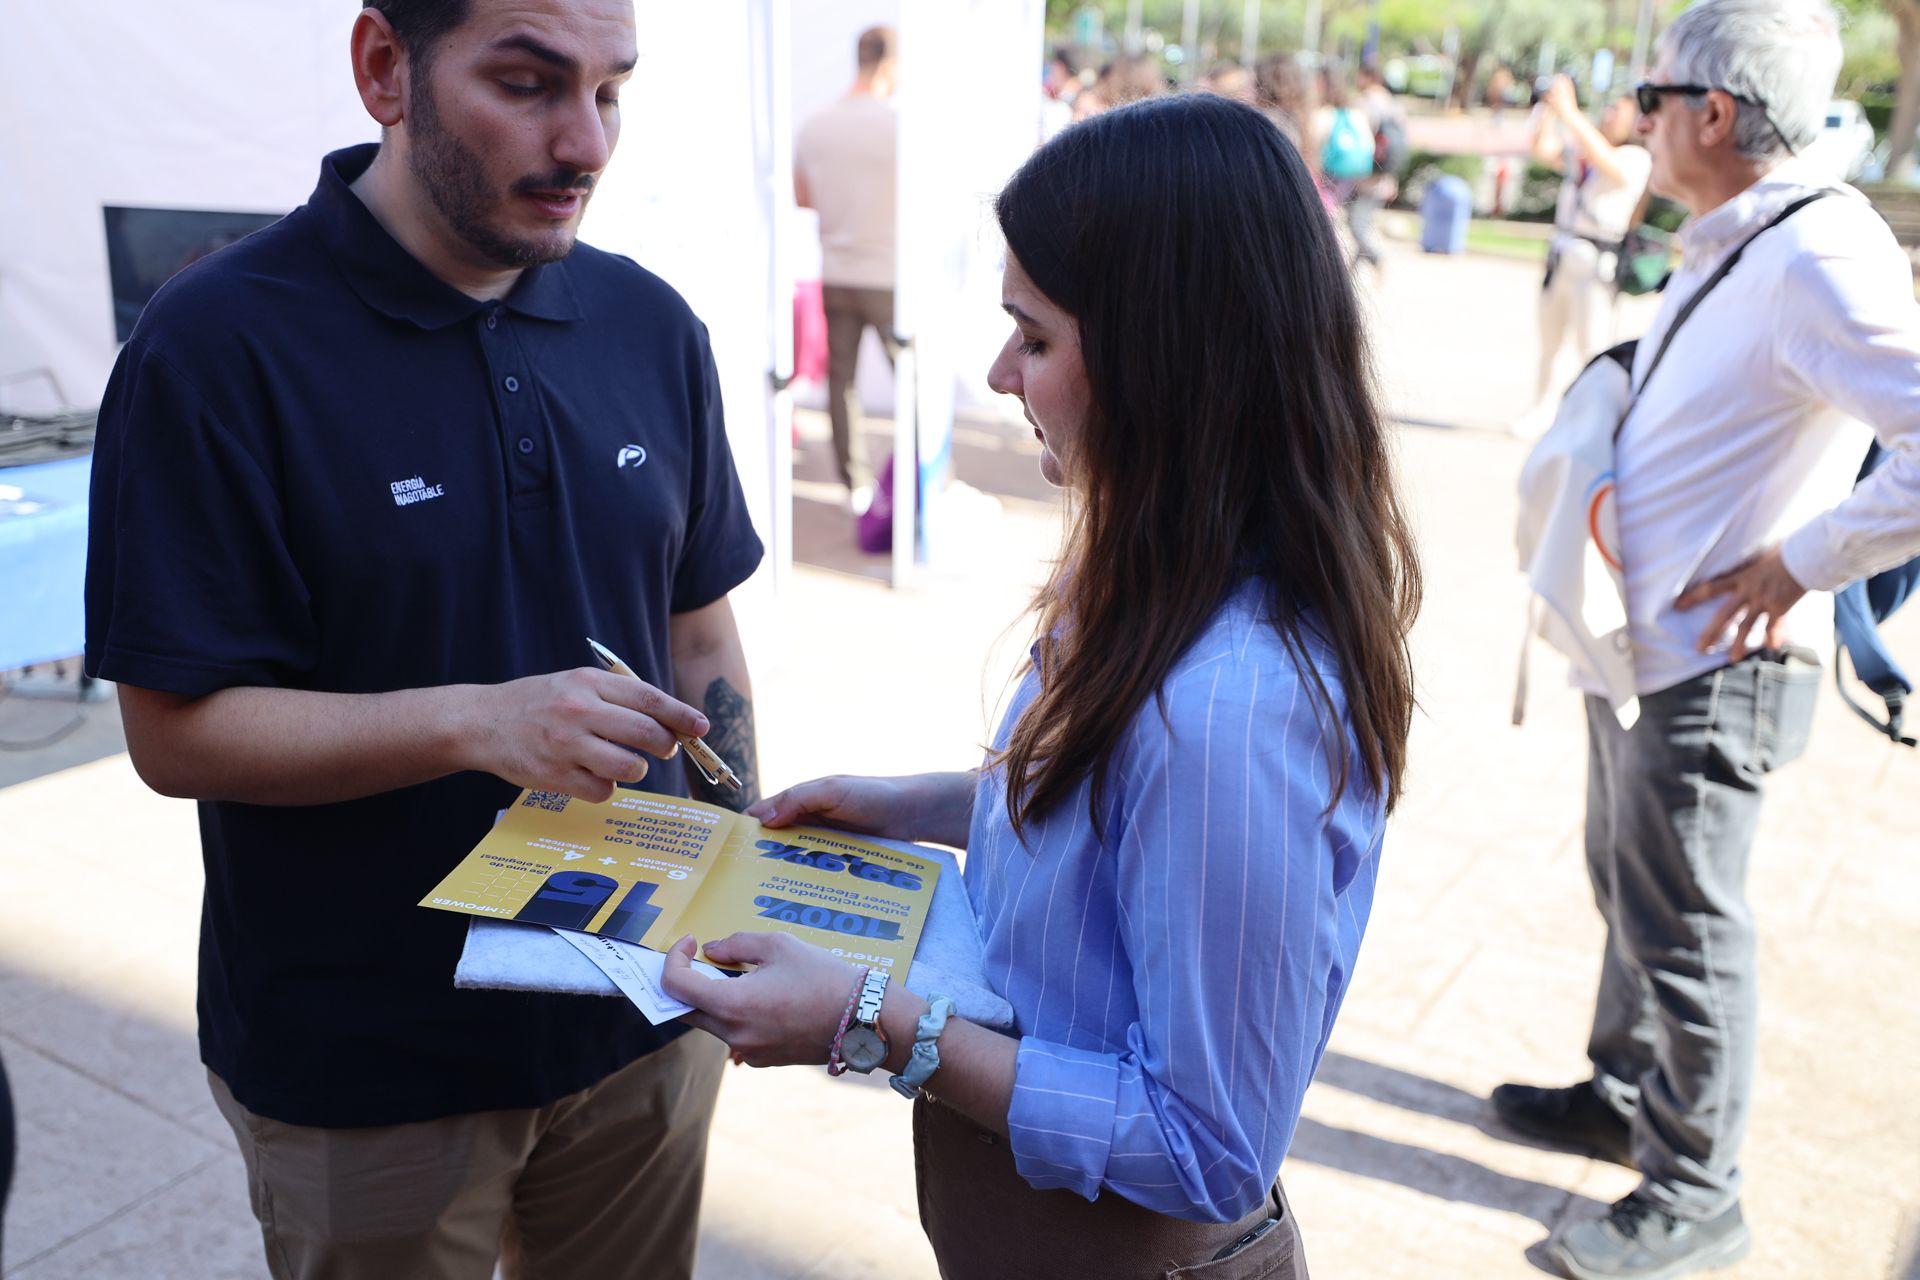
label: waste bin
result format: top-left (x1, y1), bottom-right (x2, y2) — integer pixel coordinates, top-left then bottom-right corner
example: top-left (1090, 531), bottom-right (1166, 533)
top-left (1420, 175), bottom-right (1472, 254)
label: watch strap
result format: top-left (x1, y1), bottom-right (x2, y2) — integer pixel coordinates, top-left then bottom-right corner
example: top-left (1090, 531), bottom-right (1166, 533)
top-left (842, 967), bottom-right (892, 1074)
top-left (825, 967), bottom-right (869, 1077)
top-left (854, 966), bottom-right (891, 1026)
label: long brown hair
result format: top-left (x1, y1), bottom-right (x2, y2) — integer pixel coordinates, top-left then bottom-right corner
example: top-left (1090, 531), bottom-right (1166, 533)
top-left (994, 93), bottom-right (1420, 839)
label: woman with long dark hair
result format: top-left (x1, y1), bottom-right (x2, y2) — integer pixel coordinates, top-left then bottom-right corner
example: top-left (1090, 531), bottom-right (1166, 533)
top-left (663, 93), bottom-right (1420, 1278)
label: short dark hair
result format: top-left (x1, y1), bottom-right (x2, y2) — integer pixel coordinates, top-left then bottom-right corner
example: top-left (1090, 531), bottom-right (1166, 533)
top-left (367, 0), bottom-right (471, 71)
top-left (856, 25), bottom-right (896, 73)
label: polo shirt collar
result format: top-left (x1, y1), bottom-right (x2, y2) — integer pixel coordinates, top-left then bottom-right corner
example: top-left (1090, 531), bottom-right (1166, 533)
top-left (310, 143), bottom-right (583, 329)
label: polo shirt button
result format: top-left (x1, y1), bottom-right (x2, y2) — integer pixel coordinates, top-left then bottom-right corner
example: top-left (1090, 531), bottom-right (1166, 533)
top-left (517, 436), bottom-right (535, 455)
top-left (503, 375), bottom-right (520, 392)
top-left (486, 314), bottom-right (498, 331)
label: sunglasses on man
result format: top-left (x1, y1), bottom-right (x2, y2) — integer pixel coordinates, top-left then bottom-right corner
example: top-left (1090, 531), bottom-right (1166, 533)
top-left (1633, 81), bottom-right (1797, 153)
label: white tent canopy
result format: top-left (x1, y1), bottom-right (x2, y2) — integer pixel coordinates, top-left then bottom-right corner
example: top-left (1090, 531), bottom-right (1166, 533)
top-left (0, 0), bottom-right (1043, 615)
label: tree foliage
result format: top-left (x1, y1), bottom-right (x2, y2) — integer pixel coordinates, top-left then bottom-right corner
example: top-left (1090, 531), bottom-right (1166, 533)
top-left (1045, 0), bottom-right (1920, 176)
top-left (1045, 0), bottom-right (1669, 63)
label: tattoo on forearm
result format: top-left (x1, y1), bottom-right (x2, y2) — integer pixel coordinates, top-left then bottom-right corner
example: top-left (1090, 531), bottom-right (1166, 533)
top-left (691, 677), bottom-right (760, 810)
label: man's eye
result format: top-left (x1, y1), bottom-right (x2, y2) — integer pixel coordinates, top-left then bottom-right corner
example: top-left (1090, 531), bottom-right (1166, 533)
top-left (598, 94), bottom-right (621, 108)
top-left (500, 81), bottom-right (543, 97)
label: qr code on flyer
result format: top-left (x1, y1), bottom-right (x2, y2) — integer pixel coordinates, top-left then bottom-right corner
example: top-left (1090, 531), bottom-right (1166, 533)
top-left (521, 790), bottom-right (570, 813)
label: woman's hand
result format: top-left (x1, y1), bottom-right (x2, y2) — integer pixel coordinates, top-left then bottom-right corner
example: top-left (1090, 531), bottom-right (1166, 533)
top-left (747, 771), bottom-right (976, 847)
top-left (660, 932), bottom-right (868, 1068)
top-left (1545, 74), bottom-right (1580, 121)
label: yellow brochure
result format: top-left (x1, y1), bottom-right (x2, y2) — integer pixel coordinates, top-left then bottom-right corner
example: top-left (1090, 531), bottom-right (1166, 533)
top-left (420, 788), bottom-right (938, 974)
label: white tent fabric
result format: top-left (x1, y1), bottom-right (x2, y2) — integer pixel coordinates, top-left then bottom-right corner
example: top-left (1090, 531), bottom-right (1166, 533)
top-left (0, 4), bottom-right (371, 415)
top-left (0, 1), bottom-right (1043, 604)
top-left (896, 0), bottom-right (1046, 573)
top-left (0, 1), bottom-right (789, 614)
top-left (788, 0), bottom-right (1045, 580)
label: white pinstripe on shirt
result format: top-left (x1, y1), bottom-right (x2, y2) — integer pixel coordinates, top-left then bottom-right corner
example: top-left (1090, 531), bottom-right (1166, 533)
top-left (965, 580), bottom-right (1384, 1223)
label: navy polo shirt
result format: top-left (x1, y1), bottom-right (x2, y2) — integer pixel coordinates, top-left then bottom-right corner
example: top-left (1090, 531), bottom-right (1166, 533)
top-left (84, 144), bottom-right (763, 1127)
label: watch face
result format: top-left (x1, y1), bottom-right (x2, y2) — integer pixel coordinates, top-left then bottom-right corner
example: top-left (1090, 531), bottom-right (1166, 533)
top-left (842, 1024), bottom-right (888, 1073)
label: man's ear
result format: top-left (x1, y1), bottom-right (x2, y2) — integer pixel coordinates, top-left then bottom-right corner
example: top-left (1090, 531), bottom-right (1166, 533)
top-left (351, 8), bottom-right (409, 129)
top-left (1700, 89), bottom-right (1741, 149)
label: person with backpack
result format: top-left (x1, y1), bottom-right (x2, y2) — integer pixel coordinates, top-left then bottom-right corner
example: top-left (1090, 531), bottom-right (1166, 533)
top-left (1312, 66), bottom-right (1380, 268)
top-left (1492, 3), bottom-right (1920, 1278)
top-left (1349, 63), bottom-right (1407, 281)
top-left (1511, 76), bottom-right (1651, 439)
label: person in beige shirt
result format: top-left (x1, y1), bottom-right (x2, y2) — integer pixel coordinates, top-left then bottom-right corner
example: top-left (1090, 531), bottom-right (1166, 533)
top-left (795, 25), bottom-right (899, 514)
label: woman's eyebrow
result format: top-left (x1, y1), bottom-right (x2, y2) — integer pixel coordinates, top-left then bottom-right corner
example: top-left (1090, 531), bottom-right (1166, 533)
top-left (1001, 301), bottom-right (1042, 328)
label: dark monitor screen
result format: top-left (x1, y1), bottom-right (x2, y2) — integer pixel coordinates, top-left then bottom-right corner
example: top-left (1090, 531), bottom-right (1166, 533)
top-left (102, 205), bottom-right (286, 342)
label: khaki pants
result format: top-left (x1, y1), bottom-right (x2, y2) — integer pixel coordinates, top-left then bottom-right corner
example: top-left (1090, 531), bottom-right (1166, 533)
top-left (914, 1097), bottom-right (1308, 1279)
top-left (210, 1030), bottom-right (728, 1280)
top-left (822, 283), bottom-right (901, 494)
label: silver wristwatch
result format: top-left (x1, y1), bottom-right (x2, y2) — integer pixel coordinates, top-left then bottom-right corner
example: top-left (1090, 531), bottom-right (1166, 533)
top-left (840, 967), bottom-right (892, 1073)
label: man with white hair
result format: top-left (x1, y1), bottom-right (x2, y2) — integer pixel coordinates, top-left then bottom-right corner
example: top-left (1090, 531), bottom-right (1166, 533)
top-left (1492, 2), bottom-right (1920, 1277)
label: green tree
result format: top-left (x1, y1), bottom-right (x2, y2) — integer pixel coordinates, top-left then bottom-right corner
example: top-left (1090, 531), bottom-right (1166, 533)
top-left (1045, 1), bottom-right (1659, 87)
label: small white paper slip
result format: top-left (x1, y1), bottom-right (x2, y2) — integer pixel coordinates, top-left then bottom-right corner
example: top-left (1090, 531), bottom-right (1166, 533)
top-left (549, 928), bottom-right (729, 1025)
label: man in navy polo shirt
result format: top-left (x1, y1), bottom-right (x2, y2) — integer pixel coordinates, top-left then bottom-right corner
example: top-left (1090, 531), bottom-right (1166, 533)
top-left (82, 2), bottom-right (760, 1276)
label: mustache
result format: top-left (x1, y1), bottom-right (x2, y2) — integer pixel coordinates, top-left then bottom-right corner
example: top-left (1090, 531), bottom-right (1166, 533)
top-left (513, 170), bottom-right (597, 196)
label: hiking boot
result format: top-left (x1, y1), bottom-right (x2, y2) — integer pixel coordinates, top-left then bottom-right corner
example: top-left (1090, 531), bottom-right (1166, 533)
top-left (1490, 1080), bottom-right (1634, 1166)
top-left (1549, 1192), bottom-right (1750, 1280)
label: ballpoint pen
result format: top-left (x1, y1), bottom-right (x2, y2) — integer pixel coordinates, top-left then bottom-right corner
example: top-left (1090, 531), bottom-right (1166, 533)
top-left (585, 636), bottom-right (742, 791)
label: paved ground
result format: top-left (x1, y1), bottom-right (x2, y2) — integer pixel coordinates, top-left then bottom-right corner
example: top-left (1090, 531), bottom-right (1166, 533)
top-left (2, 239), bottom-right (1916, 1279)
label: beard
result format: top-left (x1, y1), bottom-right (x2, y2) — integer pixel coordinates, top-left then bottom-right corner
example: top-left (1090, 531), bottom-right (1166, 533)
top-left (407, 74), bottom-right (592, 270)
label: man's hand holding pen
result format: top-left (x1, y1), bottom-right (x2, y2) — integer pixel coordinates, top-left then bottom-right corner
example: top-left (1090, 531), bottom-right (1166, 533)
top-left (461, 667), bottom-right (709, 803)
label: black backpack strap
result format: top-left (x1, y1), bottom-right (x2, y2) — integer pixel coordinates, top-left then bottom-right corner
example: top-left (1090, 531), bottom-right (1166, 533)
top-left (1615, 189), bottom-right (1832, 441)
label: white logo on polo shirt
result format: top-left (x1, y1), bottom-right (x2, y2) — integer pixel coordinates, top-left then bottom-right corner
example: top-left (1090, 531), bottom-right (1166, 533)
top-left (616, 444), bottom-right (647, 469)
top-left (388, 474), bottom-right (446, 507)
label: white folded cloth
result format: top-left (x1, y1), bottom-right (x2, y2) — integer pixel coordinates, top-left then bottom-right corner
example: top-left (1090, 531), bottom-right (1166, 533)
top-left (452, 840), bottom-right (1015, 1031)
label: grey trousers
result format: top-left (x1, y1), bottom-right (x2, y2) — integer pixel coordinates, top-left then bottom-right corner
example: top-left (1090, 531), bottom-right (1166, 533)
top-left (822, 283), bottom-right (900, 493)
top-left (1581, 652), bottom-right (1820, 1219)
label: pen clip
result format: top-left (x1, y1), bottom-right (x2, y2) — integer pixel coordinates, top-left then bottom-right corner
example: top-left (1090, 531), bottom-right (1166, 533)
top-left (682, 738), bottom-right (729, 788)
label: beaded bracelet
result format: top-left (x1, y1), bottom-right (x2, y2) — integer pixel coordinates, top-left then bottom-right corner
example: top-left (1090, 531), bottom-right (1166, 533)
top-left (825, 967), bottom-right (870, 1077)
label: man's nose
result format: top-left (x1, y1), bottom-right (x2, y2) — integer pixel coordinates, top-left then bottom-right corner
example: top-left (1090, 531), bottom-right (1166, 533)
top-left (553, 93), bottom-right (615, 177)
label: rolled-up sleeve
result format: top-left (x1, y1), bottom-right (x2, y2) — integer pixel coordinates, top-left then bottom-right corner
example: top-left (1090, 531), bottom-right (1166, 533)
top-left (1004, 655), bottom-right (1379, 1221)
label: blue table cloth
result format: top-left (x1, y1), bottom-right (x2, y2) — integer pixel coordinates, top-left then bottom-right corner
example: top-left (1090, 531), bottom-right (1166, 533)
top-left (0, 456), bottom-right (91, 672)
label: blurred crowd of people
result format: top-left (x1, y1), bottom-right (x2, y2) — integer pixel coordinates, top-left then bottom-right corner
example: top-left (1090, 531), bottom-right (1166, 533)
top-left (1042, 47), bottom-right (1409, 284)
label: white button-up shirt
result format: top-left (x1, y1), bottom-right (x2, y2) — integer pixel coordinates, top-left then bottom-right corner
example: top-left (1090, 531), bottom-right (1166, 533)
top-left (1616, 157), bottom-right (1920, 695)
